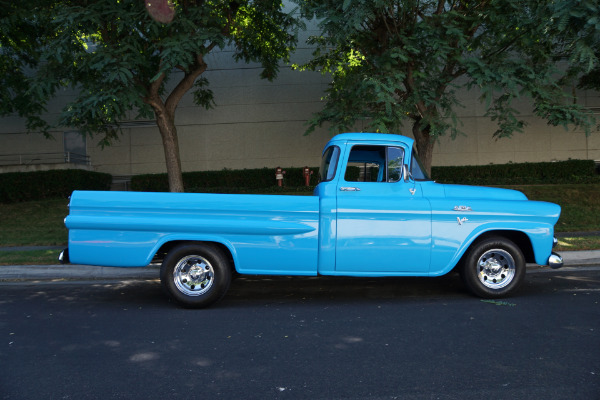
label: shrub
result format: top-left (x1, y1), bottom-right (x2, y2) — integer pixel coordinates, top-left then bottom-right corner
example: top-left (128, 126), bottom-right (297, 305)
top-left (0, 169), bottom-right (112, 203)
top-left (431, 160), bottom-right (599, 185)
top-left (130, 159), bottom-right (599, 193)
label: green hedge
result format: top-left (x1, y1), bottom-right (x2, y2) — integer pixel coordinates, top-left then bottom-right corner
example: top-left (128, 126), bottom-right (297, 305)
top-left (3, 160), bottom-right (594, 202)
top-left (0, 169), bottom-right (113, 203)
top-left (131, 167), bottom-right (321, 192)
top-left (431, 159), bottom-right (599, 185)
top-left (132, 160), bottom-right (598, 193)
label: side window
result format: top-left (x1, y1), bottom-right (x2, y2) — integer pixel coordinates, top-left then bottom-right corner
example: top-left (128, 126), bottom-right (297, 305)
top-left (344, 145), bottom-right (386, 182)
top-left (387, 147), bottom-right (405, 182)
top-left (410, 152), bottom-right (430, 181)
top-left (319, 146), bottom-right (340, 182)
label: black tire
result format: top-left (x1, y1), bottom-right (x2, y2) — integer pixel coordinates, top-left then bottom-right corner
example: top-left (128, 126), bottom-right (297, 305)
top-left (459, 237), bottom-right (525, 298)
top-left (160, 243), bottom-right (232, 308)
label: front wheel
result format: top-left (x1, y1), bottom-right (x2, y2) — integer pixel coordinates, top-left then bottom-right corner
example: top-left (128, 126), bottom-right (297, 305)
top-left (160, 243), bottom-right (232, 308)
top-left (459, 237), bottom-right (525, 298)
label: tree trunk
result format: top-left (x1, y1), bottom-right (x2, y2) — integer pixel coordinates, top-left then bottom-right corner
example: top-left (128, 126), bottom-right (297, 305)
top-left (155, 109), bottom-right (184, 192)
top-left (144, 60), bottom-right (207, 193)
top-left (412, 120), bottom-right (434, 177)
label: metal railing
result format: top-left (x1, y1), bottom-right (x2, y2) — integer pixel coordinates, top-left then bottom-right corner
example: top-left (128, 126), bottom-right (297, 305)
top-left (0, 152), bottom-right (91, 166)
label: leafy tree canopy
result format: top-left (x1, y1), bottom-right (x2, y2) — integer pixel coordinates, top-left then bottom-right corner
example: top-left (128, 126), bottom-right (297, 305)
top-left (293, 0), bottom-right (599, 173)
top-left (0, 1), bottom-right (56, 133)
top-left (0, 0), bottom-right (301, 191)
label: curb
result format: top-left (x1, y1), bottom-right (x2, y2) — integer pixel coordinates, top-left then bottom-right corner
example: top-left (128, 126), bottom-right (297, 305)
top-left (559, 250), bottom-right (600, 266)
top-left (0, 264), bottom-right (160, 281)
top-left (0, 250), bottom-right (599, 282)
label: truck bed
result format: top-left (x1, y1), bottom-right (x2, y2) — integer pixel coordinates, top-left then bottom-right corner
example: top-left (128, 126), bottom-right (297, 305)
top-left (66, 191), bottom-right (320, 275)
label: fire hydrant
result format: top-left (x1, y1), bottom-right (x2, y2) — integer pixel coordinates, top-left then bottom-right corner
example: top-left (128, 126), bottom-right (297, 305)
top-left (275, 167), bottom-right (286, 187)
top-left (303, 166), bottom-right (313, 186)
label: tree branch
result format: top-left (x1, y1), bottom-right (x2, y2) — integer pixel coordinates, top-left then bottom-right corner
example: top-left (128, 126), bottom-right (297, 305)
top-left (143, 59), bottom-right (167, 110)
top-left (481, 30), bottom-right (529, 62)
top-left (435, 0), bottom-right (445, 15)
top-left (164, 54), bottom-right (208, 116)
top-left (404, 63), bottom-right (429, 119)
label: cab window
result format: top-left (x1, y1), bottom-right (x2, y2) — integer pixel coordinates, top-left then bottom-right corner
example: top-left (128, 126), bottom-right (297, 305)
top-left (344, 145), bottom-right (385, 182)
top-left (344, 145), bottom-right (405, 182)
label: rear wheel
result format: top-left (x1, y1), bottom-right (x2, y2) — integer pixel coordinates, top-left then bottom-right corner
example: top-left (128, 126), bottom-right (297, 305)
top-left (459, 237), bottom-right (525, 298)
top-left (160, 243), bottom-right (231, 308)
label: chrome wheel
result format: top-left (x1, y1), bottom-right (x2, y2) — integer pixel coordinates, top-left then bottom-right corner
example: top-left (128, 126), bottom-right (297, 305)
top-left (173, 255), bottom-right (215, 296)
top-left (476, 249), bottom-right (516, 289)
top-left (161, 243), bottom-right (232, 308)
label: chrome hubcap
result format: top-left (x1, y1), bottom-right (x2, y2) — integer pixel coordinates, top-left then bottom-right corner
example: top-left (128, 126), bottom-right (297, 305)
top-left (477, 249), bottom-right (516, 289)
top-left (173, 255), bottom-right (214, 296)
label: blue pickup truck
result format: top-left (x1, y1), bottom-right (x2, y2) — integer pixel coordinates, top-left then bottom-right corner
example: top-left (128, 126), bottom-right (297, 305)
top-left (61, 133), bottom-right (563, 307)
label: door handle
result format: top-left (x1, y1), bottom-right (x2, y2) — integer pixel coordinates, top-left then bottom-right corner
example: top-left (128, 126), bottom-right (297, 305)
top-left (340, 187), bottom-right (361, 192)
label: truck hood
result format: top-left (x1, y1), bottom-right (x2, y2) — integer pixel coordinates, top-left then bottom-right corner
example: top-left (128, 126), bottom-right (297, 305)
top-left (440, 184), bottom-right (528, 201)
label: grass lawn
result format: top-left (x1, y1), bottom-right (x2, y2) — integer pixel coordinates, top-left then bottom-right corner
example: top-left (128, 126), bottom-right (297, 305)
top-left (555, 236), bottom-right (600, 252)
top-left (0, 198), bottom-right (69, 246)
top-left (0, 249), bottom-right (62, 265)
top-left (508, 184), bottom-right (600, 233)
top-left (0, 183), bottom-right (598, 265)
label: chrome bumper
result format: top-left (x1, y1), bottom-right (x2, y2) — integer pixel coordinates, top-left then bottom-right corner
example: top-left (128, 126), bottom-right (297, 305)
top-left (548, 252), bottom-right (563, 269)
top-left (58, 248), bottom-right (70, 264)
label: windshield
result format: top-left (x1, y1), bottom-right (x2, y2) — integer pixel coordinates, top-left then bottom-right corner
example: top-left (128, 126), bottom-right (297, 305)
top-left (319, 146), bottom-right (340, 182)
top-left (411, 151), bottom-right (431, 181)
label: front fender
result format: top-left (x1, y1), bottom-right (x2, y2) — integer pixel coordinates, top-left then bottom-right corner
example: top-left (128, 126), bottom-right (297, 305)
top-left (428, 197), bottom-right (559, 276)
top-left (429, 223), bottom-right (554, 276)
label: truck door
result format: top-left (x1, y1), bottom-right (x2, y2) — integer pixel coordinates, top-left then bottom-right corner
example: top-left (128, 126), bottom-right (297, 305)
top-left (335, 145), bottom-right (432, 273)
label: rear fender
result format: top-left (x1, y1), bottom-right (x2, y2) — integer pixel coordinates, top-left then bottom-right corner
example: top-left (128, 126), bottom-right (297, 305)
top-left (150, 235), bottom-right (239, 271)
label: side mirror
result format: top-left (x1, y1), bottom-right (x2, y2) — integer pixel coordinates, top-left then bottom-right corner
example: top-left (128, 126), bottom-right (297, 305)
top-left (402, 164), bottom-right (410, 182)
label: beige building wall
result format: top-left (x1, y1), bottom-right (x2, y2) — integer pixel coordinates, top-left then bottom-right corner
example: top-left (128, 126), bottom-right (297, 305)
top-left (433, 87), bottom-right (600, 166)
top-left (1, 25), bottom-right (599, 176)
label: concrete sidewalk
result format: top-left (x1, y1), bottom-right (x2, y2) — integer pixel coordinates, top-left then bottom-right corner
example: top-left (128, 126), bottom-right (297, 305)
top-left (1, 250), bottom-right (599, 281)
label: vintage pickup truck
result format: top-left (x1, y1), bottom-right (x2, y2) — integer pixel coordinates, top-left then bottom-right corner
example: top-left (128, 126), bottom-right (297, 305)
top-left (61, 133), bottom-right (563, 307)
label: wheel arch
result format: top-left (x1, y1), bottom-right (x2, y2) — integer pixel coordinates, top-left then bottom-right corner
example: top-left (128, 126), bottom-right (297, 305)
top-left (153, 239), bottom-right (237, 272)
top-left (458, 230), bottom-right (535, 268)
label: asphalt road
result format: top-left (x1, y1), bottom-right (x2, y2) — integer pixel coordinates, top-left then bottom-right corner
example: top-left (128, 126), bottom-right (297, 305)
top-left (1, 267), bottom-right (599, 400)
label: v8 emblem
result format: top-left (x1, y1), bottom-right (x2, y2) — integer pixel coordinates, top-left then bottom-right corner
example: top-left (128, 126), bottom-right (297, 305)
top-left (457, 217), bottom-right (468, 225)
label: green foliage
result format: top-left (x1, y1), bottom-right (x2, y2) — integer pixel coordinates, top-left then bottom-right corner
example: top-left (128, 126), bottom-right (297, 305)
top-left (132, 167), bottom-right (320, 192)
top-left (432, 160), bottom-right (599, 185)
top-left (292, 0), bottom-right (599, 170)
top-left (578, 66), bottom-right (600, 91)
top-left (0, 0), bottom-right (58, 135)
top-left (551, 0), bottom-right (600, 90)
top-left (1, 1), bottom-right (302, 191)
top-left (2, 0), bottom-right (299, 141)
top-left (0, 170), bottom-right (112, 203)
